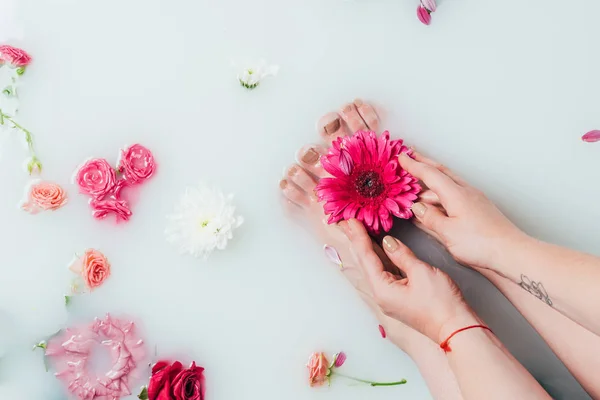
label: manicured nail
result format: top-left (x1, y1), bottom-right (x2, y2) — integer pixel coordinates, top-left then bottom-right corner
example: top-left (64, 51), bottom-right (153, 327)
top-left (412, 202), bottom-right (426, 218)
top-left (354, 98), bottom-right (364, 107)
top-left (383, 236), bottom-right (398, 252)
top-left (302, 148), bottom-right (319, 165)
top-left (342, 104), bottom-right (354, 114)
top-left (279, 179), bottom-right (288, 189)
top-left (288, 165), bottom-right (297, 176)
top-left (324, 118), bottom-right (341, 134)
top-left (378, 324), bottom-right (387, 338)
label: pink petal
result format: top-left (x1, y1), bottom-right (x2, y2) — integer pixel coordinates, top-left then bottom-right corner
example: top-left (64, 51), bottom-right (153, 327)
top-left (384, 198), bottom-right (400, 215)
top-left (582, 130), bottom-right (600, 143)
top-left (421, 0), bottom-right (437, 12)
top-left (333, 352), bottom-right (347, 368)
top-left (339, 148), bottom-right (354, 175)
top-left (364, 207), bottom-right (375, 227)
top-left (324, 245), bottom-right (343, 268)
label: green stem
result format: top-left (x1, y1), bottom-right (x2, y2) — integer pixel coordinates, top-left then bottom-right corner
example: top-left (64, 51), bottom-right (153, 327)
top-left (334, 372), bottom-right (407, 387)
top-left (1, 111), bottom-right (36, 156)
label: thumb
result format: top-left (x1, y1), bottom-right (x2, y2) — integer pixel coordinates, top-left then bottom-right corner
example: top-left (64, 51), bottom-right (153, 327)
top-left (411, 202), bottom-right (447, 234)
top-left (382, 235), bottom-right (429, 277)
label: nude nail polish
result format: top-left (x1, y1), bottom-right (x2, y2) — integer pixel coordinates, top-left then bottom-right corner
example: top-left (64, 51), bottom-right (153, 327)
top-left (412, 202), bottom-right (426, 218)
top-left (354, 99), bottom-right (364, 107)
top-left (383, 236), bottom-right (398, 252)
top-left (323, 118), bottom-right (341, 134)
top-left (301, 149), bottom-right (319, 165)
top-left (288, 166), bottom-right (297, 176)
top-left (279, 179), bottom-right (288, 189)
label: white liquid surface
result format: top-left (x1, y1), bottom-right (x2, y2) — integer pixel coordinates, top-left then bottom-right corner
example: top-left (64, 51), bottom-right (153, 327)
top-left (0, 0), bottom-right (598, 399)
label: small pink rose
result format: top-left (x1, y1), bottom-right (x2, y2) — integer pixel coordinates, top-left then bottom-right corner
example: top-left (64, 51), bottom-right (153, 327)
top-left (417, 5), bottom-right (432, 25)
top-left (21, 180), bottom-right (68, 214)
top-left (0, 45), bottom-right (32, 67)
top-left (582, 130), bottom-right (600, 143)
top-left (421, 0), bottom-right (437, 12)
top-left (118, 144), bottom-right (156, 185)
top-left (70, 249), bottom-right (111, 290)
top-left (90, 198), bottom-right (132, 221)
top-left (74, 158), bottom-right (116, 199)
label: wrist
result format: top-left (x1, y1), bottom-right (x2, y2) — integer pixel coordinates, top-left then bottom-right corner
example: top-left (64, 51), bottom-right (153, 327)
top-left (484, 231), bottom-right (535, 276)
top-left (434, 308), bottom-right (482, 344)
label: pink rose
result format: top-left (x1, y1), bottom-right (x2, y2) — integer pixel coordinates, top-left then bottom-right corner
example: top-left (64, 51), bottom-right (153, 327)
top-left (21, 180), bottom-right (68, 214)
top-left (0, 45), bottom-right (32, 67)
top-left (75, 158), bottom-right (117, 199)
top-left (90, 198), bottom-right (132, 221)
top-left (69, 249), bottom-right (111, 290)
top-left (119, 144), bottom-right (156, 185)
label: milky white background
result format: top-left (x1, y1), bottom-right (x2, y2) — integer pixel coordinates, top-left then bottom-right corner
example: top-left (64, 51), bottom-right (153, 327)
top-left (0, 0), bottom-right (598, 399)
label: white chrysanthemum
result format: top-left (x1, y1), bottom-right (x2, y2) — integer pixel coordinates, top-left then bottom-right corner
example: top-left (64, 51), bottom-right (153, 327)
top-left (165, 183), bottom-right (244, 260)
top-left (237, 60), bottom-right (279, 89)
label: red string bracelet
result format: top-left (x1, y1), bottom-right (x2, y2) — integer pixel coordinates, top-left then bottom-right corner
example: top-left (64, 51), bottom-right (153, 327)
top-left (439, 325), bottom-right (493, 353)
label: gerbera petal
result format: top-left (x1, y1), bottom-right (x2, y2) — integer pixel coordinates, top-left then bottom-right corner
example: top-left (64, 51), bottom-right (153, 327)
top-left (339, 148), bottom-right (354, 175)
top-left (394, 196), bottom-right (414, 209)
top-left (321, 156), bottom-right (344, 177)
top-left (343, 203), bottom-right (359, 219)
top-left (364, 207), bottom-right (375, 227)
top-left (381, 214), bottom-right (393, 232)
top-left (384, 198), bottom-right (400, 215)
top-left (372, 216), bottom-right (380, 233)
top-left (357, 207), bottom-right (365, 222)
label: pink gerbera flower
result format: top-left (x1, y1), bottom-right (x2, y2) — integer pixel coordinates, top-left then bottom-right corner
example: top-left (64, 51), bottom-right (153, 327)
top-left (316, 131), bottom-right (421, 234)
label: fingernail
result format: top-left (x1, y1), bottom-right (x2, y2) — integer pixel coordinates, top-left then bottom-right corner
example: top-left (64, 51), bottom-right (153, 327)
top-left (279, 179), bottom-right (288, 189)
top-left (354, 98), bottom-right (364, 107)
top-left (341, 104), bottom-right (354, 115)
top-left (288, 165), bottom-right (297, 176)
top-left (323, 118), bottom-right (341, 134)
top-left (412, 202), bottom-right (426, 217)
top-left (301, 148), bottom-right (319, 165)
top-left (378, 324), bottom-right (387, 338)
top-left (383, 236), bottom-right (398, 252)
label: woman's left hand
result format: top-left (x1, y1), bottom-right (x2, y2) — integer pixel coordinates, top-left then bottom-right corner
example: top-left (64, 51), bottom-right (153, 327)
top-left (340, 218), bottom-right (474, 342)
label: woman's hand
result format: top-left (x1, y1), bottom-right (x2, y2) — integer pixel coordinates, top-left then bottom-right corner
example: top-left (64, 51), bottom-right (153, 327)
top-left (399, 152), bottom-right (527, 270)
top-left (340, 219), bottom-right (473, 342)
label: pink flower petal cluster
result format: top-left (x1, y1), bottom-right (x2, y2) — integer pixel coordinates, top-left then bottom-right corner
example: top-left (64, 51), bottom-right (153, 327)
top-left (0, 44), bottom-right (32, 67)
top-left (20, 180), bottom-right (68, 214)
top-left (45, 314), bottom-right (146, 400)
top-left (417, 0), bottom-right (437, 25)
top-left (315, 130), bottom-right (421, 234)
top-left (74, 144), bottom-right (155, 222)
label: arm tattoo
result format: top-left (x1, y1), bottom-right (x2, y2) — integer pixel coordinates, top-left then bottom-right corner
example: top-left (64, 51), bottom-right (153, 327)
top-left (519, 274), bottom-right (553, 306)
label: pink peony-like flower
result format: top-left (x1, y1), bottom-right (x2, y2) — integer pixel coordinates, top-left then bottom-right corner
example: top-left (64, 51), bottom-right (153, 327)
top-left (74, 158), bottom-right (117, 199)
top-left (417, 5), bottom-right (432, 25)
top-left (118, 144), bottom-right (156, 185)
top-left (21, 180), bottom-right (67, 214)
top-left (45, 314), bottom-right (145, 400)
top-left (315, 131), bottom-right (421, 234)
top-left (0, 45), bottom-right (32, 67)
top-left (90, 198), bottom-right (132, 221)
top-left (582, 130), bottom-right (600, 143)
top-left (69, 249), bottom-right (111, 290)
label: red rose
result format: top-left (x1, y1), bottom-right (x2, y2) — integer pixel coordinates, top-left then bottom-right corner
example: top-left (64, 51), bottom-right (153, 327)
top-left (119, 144), bottom-right (156, 185)
top-left (148, 361), bottom-right (205, 400)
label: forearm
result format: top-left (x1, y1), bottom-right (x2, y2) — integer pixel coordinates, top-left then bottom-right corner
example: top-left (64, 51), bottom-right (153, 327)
top-left (477, 267), bottom-right (600, 399)
top-left (438, 312), bottom-right (551, 400)
top-left (394, 330), bottom-right (463, 400)
top-left (491, 235), bottom-right (600, 335)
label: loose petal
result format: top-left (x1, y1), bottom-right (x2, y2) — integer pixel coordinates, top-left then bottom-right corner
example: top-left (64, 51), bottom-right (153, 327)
top-left (582, 130), bottom-right (600, 143)
top-left (333, 352), bottom-right (347, 368)
top-left (421, 0), bottom-right (437, 12)
top-left (323, 245), bottom-right (343, 268)
top-left (417, 6), bottom-right (432, 25)
top-left (378, 325), bottom-right (387, 338)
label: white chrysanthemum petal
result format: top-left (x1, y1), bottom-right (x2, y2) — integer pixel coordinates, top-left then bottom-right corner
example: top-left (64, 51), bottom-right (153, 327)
top-left (236, 59), bottom-right (279, 89)
top-left (165, 182), bottom-right (243, 260)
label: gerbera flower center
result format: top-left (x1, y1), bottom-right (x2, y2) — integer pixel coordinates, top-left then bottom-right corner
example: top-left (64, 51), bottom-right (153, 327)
top-left (354, 170), bottom-right (385, 198)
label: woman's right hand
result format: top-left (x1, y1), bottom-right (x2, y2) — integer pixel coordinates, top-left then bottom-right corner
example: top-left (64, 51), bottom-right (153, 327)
top-left (399, 152), bottom-right (528, 271)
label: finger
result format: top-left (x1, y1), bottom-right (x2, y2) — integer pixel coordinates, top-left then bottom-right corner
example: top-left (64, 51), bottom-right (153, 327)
top-left (399, 153), bottom-right (463, 205)
top-left (411, 202), bottom-right (448, 234)
top-left (413, 220), bottom-right (443, 243)
top-left (412, 151), bottom-right (468, 187)
top-left (381, 235), bottom-right (426, 277)
top-left (418, 189), bottom-right (440, 205)
top-left (345, 219), bottom-right (392, 287)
